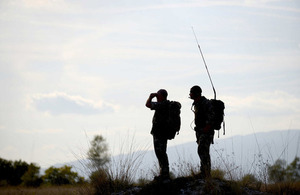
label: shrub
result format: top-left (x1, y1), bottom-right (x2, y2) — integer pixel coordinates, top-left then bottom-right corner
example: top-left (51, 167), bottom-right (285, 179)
top-left (88, 134), bottom-right (148, 194)
top-left (43, 165), bottom-right (83, 185)
top-left (21, 163), bottom-right (43, 187)
top-left (241, 173), bottom-right (261, 190)
top-left (267, 157), bottom-right (300, 183)
top-left (211, 169), bottom-right (225, 180)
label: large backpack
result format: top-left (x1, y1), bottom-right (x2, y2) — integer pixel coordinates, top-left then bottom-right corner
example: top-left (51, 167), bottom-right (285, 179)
top-left (166, 101), bottom-right (181, 140)
top-left (210, 99), bottom-right (225, 136)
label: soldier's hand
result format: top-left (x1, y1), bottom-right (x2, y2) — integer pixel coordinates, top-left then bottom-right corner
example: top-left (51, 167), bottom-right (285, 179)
top-left (150, 93), bottom-right (157, 98)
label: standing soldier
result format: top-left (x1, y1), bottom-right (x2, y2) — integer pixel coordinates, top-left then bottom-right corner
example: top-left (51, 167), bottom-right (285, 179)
top-left (146, 89), bottom-right (170, 181)
top-left (189, 85), bottom-right (215, 179)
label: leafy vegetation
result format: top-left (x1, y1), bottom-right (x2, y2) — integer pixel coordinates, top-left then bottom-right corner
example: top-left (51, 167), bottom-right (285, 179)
top-left (0, 157), bottom-right (86, 188)
top-left (0, 158), bottom-right (32, 186)
top-left (43, 165), bottom-right (85, 185)
top-left (21, 163), bottom-right (43, 187)
top-left (87, 135), bottom-right (110, 170)
top-left (268, 157), bottom-right (300, 183)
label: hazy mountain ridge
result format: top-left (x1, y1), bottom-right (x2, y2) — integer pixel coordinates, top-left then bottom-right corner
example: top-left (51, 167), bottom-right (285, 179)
top-left (54, 129), bottom-right (300, 180)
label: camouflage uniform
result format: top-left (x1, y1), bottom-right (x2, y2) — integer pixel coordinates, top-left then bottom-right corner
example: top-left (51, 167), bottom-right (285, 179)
top-left (192, 96), bottom-right (215, 178)
top-left (150, 100), bottom-right (170, 178)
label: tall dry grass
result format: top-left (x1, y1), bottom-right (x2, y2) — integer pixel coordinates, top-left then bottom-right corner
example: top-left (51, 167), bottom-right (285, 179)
top-left (87, 133), bottom-right (151, 194)
top-left (72, 130), bottom-right (299, 194)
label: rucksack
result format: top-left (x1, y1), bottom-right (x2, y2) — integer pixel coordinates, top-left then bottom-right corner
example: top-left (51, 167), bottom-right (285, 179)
top-left (166, 101), bottom-right (181, 140)
top-left (209, 99), bottom-right (225, 136)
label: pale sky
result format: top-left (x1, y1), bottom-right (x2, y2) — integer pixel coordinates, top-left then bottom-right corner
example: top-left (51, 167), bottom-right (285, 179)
top-left (0, 0), bottom-right (299, 168)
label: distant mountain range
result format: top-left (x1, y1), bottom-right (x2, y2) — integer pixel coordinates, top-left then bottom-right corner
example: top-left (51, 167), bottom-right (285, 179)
top-left (54, 129), bottom-right (300, 180)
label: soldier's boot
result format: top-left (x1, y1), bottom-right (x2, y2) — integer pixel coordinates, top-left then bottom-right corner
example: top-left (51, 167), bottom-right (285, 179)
top-left (154, 167), bottom-right (170, 182)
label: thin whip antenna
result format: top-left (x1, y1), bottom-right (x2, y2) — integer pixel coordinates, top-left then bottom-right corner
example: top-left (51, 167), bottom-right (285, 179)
top-left (192, 27), bottom-right (216, 100)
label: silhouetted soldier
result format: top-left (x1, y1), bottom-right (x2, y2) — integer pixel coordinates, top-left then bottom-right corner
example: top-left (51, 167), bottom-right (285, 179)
top-left (189, 85), bottom-right (215, 179)
top-left (146, 89), bottom-right (170, 181)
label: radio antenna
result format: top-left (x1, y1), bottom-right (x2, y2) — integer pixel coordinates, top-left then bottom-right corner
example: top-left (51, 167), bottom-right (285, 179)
top-left (192, 27), bottom-right (216, 100)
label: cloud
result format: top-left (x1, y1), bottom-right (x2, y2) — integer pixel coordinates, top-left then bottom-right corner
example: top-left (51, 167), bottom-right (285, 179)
top-left (31, 92), bottom-right (114, 115)
top-left (17, 128), bottom-right (63, 134)
top-left (11, 0), bottom-right (73, 12)
top-left (224, 91), bottom-right (300, 116)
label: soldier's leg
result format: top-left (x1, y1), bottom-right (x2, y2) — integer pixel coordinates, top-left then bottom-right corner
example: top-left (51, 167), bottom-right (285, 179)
top-left (197, 133), bottom-right (212, 178)
top-left (153, 136), bottom-right (169, 177)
